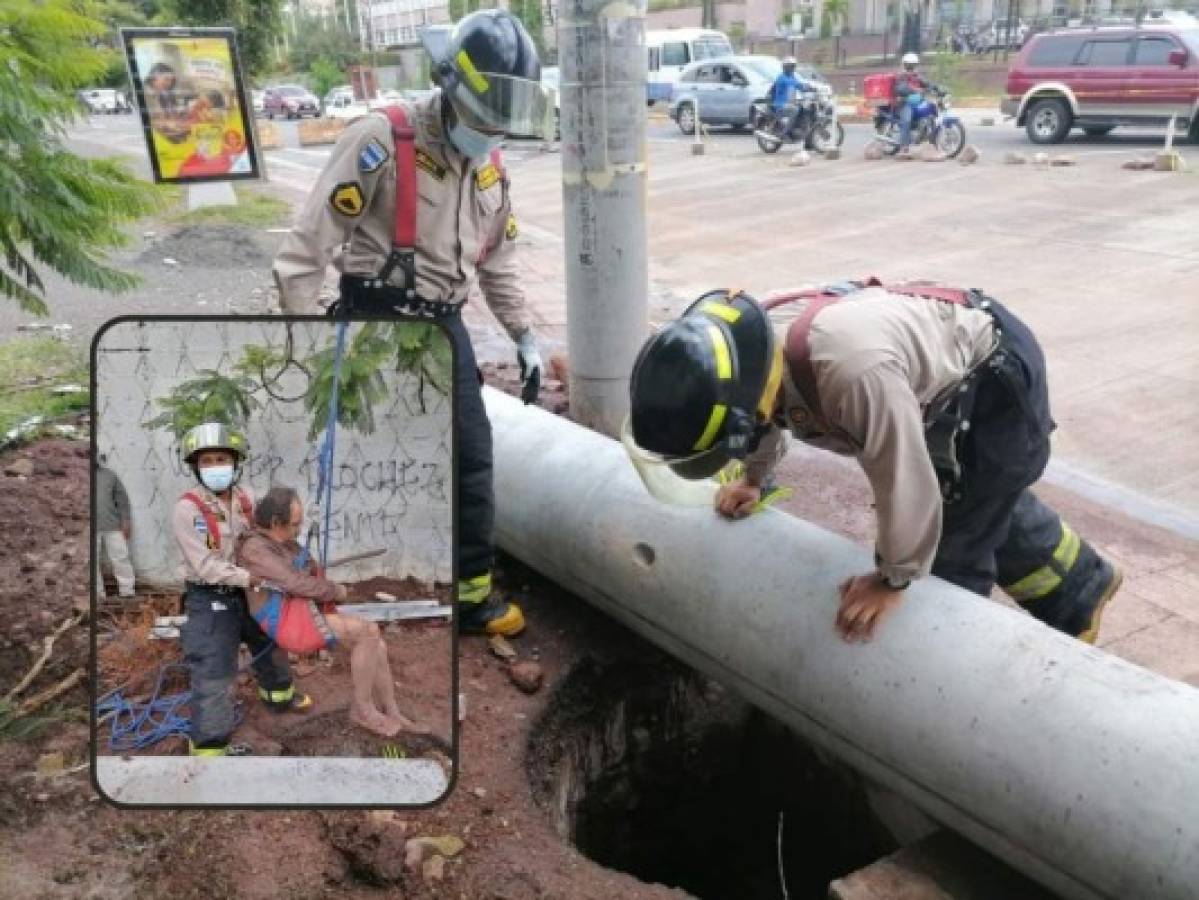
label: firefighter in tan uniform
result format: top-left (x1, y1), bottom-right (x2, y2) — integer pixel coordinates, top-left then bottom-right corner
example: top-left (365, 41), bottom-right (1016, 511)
top-left (625, 285), bottom-right (1122, 644)
top-left (272, 10), bottom-right (549, 637)
top-left (172, 423), bottom-right (310, 756)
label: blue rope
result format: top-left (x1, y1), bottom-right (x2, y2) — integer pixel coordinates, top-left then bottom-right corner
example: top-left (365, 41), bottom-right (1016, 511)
top-left (315, 320), bottom-right (348, 570)
top-left (95, 641), bottom-right (272, 752)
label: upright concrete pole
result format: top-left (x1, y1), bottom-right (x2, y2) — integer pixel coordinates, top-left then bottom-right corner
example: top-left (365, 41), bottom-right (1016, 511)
top-left (558, 0), bottom-right (650, 437)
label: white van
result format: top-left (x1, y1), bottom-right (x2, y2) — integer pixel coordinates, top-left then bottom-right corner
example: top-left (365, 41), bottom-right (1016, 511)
top-left (646, 29), bottom-right (733, 103)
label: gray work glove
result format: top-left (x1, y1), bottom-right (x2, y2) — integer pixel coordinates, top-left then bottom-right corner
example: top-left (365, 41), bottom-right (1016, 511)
top-left (516, 331), bottom-right (542, 405)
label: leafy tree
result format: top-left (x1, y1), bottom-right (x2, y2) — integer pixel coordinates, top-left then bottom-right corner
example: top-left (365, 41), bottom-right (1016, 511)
top-left (0, 0), bottom-right (157, 315)
top-left (310, 58), bottom-right (344, 99)
top-left (447, 0), bottom-right (484, 23)
top-left (287, 16), bottom-right (361, 73)
top-left (160, 0), bottom-right (282, 76)
top-left (144, 370), bottom-right (262, 438)
top-left (822, 0), bottom-right (849, 37)
top-left (509, 0), bottom-right (545, 55)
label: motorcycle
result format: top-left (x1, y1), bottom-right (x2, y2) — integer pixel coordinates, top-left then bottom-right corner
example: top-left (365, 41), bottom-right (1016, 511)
top-left (872, 86), bottom-right (967, 159)
top-left (752, 85), bottom-right (845, 155)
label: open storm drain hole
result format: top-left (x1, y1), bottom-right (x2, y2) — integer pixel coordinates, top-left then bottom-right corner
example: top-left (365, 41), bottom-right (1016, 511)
top-left (528, 657), bottom-right (896, 898)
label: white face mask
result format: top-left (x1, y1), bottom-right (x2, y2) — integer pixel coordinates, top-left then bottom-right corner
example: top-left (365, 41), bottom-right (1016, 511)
top-left (199, 465), bottom-right (235, 493)
top-left (448, 120), bottom-right (504, 161)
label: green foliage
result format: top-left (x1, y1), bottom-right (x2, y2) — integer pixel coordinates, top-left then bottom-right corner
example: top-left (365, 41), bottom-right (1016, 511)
top-left (0, 700), bottom-right (71, 743)
top-left (822, 0), bottom-right (848, 36)
top-left (0, 336), bottom-right (89, 438)
top-left (310, 57), bottom-right (344, 101)
top-left (390, 323), bottom-right (452, 399)
top-left (305, 323), bottom-right (392, 440)
top-left (508, 0), bottom-right (545, 55)
top-left (144, 370), bottom-right (261, 439)
top-left (287, 17), bottom-right (361, 74)
top-left (160, 0), bottom-right (282, 76)
top-left (447, 0), bottom-right (485, 22)
top-left (0, 0), bottom-right (159, 316)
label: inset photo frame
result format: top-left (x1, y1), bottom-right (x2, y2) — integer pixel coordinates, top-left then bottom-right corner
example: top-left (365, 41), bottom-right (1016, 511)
top-left (91, 317), bottom-right (457, 807)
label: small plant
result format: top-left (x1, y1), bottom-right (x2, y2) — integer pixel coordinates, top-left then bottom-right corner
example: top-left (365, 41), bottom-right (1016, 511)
top-left (143, 370), bottom-right (261, 439)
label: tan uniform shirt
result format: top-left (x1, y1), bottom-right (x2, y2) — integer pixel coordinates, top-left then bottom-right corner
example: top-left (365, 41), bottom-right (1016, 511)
top-left (745, 288), bottom-right (998, 584)
top-left (172, 486), bottom-right (255, 588)
top-left (235, 530), bottom-right (346, 619)
top-left (272, 93), bottom-right (531, 341)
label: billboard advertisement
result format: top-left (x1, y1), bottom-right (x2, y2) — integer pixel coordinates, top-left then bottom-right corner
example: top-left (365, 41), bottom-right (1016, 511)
top-left (121, 28), bottom-right (262, 184)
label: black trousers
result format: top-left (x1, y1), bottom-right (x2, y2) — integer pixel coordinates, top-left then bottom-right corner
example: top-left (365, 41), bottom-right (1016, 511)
top-left (180, 584), bottom-right (292, 748)
top-left (337, 279), bottom-right (495, 581)
top-left (930, 301), bottom-right (1110, 635)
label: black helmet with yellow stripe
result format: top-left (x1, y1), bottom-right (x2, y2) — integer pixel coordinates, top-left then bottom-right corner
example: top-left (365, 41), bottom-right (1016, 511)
top-left (628, 290), bottom-right (782, 481)
top-left (424, 10), bottom-right (549, 138)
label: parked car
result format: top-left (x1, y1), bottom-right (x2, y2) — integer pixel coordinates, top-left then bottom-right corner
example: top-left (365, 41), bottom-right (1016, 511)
top-left (669, 55), bottom-right (827, 135)
top-left (1002, 24), bottom-right (1199, 143)
top-left (263, 85), bottom-right (320, 119)
top-left (78, 88), bottom-right (131, 114)
top-left (977, 20), bottom-right (1030, 52)
top-left (325, 89), bottom-right (370, 121)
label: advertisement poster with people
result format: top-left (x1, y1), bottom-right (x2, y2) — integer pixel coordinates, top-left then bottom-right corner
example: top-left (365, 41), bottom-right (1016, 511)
top-left (121, 28), bottom-right (262, 184)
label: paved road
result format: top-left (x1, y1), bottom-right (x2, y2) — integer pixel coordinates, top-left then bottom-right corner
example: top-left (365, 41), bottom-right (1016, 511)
top-left (17, 111), bottom-right (1199, 520)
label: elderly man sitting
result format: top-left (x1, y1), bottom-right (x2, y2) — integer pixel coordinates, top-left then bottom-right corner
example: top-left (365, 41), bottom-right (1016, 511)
top-left (236, 486), bottom-right (415, 738)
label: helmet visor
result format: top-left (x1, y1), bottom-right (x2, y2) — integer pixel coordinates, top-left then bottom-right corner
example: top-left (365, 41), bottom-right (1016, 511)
top-left (448, 73), bottom-right (552, 139)
top-left (621, 417), bottom-right (731, 507)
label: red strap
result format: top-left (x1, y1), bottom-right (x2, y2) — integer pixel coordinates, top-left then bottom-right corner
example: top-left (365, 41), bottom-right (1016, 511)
top-left (489, 147), bottom-right (505, 177)
top-left (182, 489), bottom-right (253, 551)
top-left (380, 105), bottom-right (417, 250)
top-left (182, 491), bottom-right (222, 550)
top-left (236, 489), bottom-right (253, 526)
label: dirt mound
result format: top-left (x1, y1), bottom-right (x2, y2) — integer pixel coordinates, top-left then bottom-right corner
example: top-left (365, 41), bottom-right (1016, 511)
top-left (139, 224), bottom-right (273, 269)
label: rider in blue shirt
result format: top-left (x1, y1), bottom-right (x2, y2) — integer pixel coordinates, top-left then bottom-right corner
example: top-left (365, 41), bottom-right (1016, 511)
top-left (769, 57), bottom-right (813, 137)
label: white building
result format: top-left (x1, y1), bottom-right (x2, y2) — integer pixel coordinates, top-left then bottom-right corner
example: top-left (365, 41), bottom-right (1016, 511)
top-left (358, 0), bottom-right (451, 49)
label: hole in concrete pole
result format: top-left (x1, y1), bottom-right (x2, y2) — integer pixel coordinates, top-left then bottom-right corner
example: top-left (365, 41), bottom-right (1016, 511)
top-left (632, 543), bottom-right (656, 568)
top-left (528, 657), bottom-right (897, 898)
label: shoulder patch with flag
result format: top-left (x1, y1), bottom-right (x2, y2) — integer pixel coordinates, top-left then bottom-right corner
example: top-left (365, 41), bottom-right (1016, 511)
top-left (329, 181), bottom-right (365, 217)
top-left (358, 138), bottom-right (389, 173)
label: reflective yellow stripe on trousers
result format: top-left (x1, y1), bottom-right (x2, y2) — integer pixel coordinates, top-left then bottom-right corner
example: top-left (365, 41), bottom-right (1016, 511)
top-left (1003, 523), bottom-right (1080, 603)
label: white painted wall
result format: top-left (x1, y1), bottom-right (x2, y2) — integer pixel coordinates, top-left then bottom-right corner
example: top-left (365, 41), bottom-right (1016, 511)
top-left (95, 320), bottom-right (453, 588)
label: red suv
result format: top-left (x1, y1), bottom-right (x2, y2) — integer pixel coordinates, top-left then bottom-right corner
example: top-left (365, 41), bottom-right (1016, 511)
top-left (1002, 25), bottom-right (1199, 143)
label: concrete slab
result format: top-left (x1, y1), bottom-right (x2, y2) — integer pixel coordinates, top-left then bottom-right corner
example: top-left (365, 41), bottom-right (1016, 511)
top-left (94, 755), bottom-right (450, 806)
top-left (828, 830), bottom-right (1057, 900)
top-left (1104, 615), bottom-right (1199, 687)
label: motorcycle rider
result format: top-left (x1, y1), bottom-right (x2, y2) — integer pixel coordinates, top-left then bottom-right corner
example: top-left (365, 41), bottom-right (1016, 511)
top-left (894, 52), bottom-right (931, 158)
top-left (768, 57), bottom-right (815, 139)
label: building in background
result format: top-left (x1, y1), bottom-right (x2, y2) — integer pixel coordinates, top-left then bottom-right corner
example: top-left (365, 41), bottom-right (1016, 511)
top-left (358, 0), bottom-right (452, 49)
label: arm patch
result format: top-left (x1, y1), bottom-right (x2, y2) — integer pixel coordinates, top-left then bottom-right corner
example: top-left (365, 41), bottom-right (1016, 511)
top-left (329, 182), bottom-right (365, 217)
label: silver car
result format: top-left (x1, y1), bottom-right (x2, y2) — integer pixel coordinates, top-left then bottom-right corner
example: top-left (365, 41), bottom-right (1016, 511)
top-left (669, 56), bottom-right (826, 134)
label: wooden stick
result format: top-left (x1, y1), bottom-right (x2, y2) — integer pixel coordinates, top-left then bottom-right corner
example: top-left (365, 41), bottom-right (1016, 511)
top-left (2, 613), bottom-right (82, 704)
top-left (18, 668), bottom-right (85, 716)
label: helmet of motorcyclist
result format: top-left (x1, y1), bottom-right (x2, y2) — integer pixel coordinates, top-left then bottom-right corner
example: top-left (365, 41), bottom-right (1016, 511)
top-left (781, 56), bottom-right (798, 73)
top-left (422, 9), bottom-right (550, 148)
top-left (625, 290), bottom-right (785, 490)
top-left (902, 52), bottom-right (919, 72)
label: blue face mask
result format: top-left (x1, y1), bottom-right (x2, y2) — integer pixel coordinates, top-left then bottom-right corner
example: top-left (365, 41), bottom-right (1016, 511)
top-left (448, 121), bottom-right (504, 161)
top-left (199, 465), bottom-right (235, 493)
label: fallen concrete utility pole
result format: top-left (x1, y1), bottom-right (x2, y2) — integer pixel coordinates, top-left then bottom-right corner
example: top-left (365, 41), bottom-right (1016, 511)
top-left (558, 0), bottom-right (650, 436)
top-left (484, 388), bottom-right (1199, 900)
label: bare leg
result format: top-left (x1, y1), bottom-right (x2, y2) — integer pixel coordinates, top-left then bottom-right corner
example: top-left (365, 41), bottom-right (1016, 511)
top-left (368, 633), bottom-right (416, 730)
top-left (325, 613), bottom-right (399, 738)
